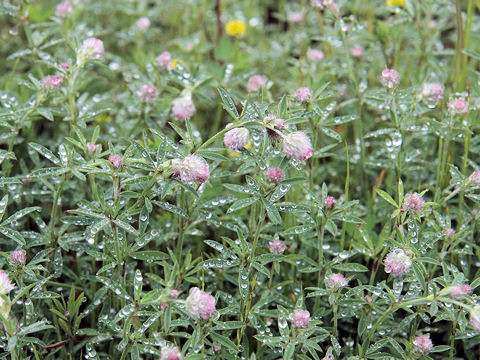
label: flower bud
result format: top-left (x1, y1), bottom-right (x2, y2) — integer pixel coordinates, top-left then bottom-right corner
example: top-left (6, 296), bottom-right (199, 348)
top-left (136, 17), bottom-right (151, 32)
top-left (109, 155), bottom-right (123, 169)
top-left (269, 239), bottom-right (286, 254)
top-left (267, 167), bottom-right (285, 184)
top-left (325, 273), bottom-right (347, 290)
top-left (79, 38), bottom-right (104, 62)
top-left (8, 251), bottom-right (26, 268)
top-left (288, 309), bottom-right (310, 328)
top-left (350, 45), bottom-right (365, 57)
top-left (413, 334), bottom-right (433, 355)
top-left (247, 75), bottom-right (268, 92)
top-left (137, 84), bottom-right (158, 103)
top-left (307, 49), bottom-right (324, 63)
top-left (403, 192), bottom-right (425, 214)
top-left (294, 87), bottom-right (313, 102)
top-left (381, 68), bottom-right (400, 89)
top-left (185, 287), bottom-right (216, 320)
top-left (324, 196), bottom-right (336, 210)
top-left (87, 143), bottom-right (99, 154)
top-left (469, 170), bottom-right (480, 186)
top-left (55, 2), bottom-right (73, 18)
top-left (156, 51), bottom-right (172, 71)
top-left (422, 82), bottom-right (443, 105)
top-left (43, 75), bottom-right (63, 89)
top-left (448, 98), bottom-right (468, 114)
top-left (445, 228), bottom-right (455, 237)
top-left (287, 12), bottom-right (304, 23)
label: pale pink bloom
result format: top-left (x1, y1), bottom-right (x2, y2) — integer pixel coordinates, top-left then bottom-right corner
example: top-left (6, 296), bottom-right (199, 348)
top-left (137, 84), bottom-right (158, 103)
top-left (287, 11), bottom-right (304, 23)
top-left (214, 344), bottom-right (222, 352)
top-left (170, 158), bottom-right (181, 178)
top-left (80, 38), bottom-right (104, 60)
top-left (172, 96), bottom-right (195, 120)
top-left (87, 143), bottom-right (98, 154)
top-left (136, 17), bottom-right (151, 32)
top-left (324, 196), bottom-right (336, 210)
top-left (384, 249), bottom-right (412, 277)
top-left (462, 284), bottom-right (472, 295)
top-left (186, 42), bottom-right (194, 51)
top-left (185, 287), bottom-right (216, 320)
top-left (403, 192), bottom-right (425, 213)
top-left (422, 82), bottom-right (443, 104)
top-left (156, 51), bottom-right (172, 71)
top-left (9, 251), bottom-right (26, 267)
top-left (445, 228), bottom-right (455, 237)
top-left (294, 87), bottom-right (313, 102)
top-left (311, 0), bottom-right (338, 11)
top-left (274, 118), bottom-right (287, 130)
top-left (283, 131), bottom-right (313, 160)
top-left (60, 62), bottom-right (70, 70)
top-left (350, 45), bottom-right (365, 57)
top-left (325, 273), bottom-right (347, 290)
top-left (223, 127), bottom-right (249, 150)
top-left (0, 270), bottom-right (15, 295)
top-left (471, 306), bottom-right (480, 332)
top-left (469, 170), bottom-right (480, 186)
top-left (450, 286), bottom-right (464, 299)
top-left (43, 75), bottom-right (63, 89)
top-left (267, 167), bottom-right (285, 184)
top-left (109, 155), bottom-right (123, 168)
top-left (307, 49), bottom-right (324, 63)
top-left (179, 155), bottom-right (209, 184)
top-left (288, 309), bottom-right (310, 328)
top-left (381, 68), bottom-right (400, 89)
top-left (55, 2), bottom-right (72, 18)
top-left (160, 345), bottom-right (183, 360)
top-left (413, 334), bottom-right (433, 355)
top-left (170, 289), bottom-right (179, 298)
top-left (269, 239), bottom-right (286, 254)
top-left (247, 75), bottom-right (268, 92)
top-left (266, 116), bottom-right (287, 139)
top-left (448, 98), bottom-right (468, 114)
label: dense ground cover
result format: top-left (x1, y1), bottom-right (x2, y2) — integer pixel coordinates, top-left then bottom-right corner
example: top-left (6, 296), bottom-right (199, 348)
top-left (1, 0), bottom-right (480, 359)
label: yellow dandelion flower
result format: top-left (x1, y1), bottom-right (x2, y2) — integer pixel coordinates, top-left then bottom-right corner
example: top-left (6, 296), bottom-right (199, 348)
top-left (386, 0), bottom-right (405, 7)
top-left (225, 20), bottom-right (246, 37)
top-left (227, 140), bottom-right (252, 158)
top-left (171, 59), bottom-right (185, 69)
top-left (95, 115), bottom-right (112, 123)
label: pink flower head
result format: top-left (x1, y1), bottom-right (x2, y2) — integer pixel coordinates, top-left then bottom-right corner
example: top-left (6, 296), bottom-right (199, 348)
top-left (288, 11), bottom-right (304, 23)
top-left (267, 167), bottom-right (285, 184)
top-left (109, 155), bottom-right (123, 169)
top-left (179, 155), bottom-right (209, 184)
top-left (469, 170), bottom-right (480, 186)
top-left (324, 196), bottom-right (336, 210)
top-left (274, 118), bottom-right (287, 130)
top-left (289, 309), bottom-right (310, 328)
top-left (384, 249), bottom-right (412, 277)
top-left (137, 84), bottom-right (158, 103)
top-left (87, 143), bottom-right (99, 154)
top-left (283, 131), bottom-right (313, 161)
top-left (381, 68), bottom-right (400, 89)
top-left (185, 287), bottom-right (216, 320)
top-left (266, 115), bottom-right (287, 139)
top-left (0, 270), bottom-right (15, 295)
top-left (350, 45), bottom-right (365, 58)
top-left (214, 344), bottom-right (222, 352)
top-left (136, 17), bottom-right (151, 32)
top-left (169, 158), bottom-right (181, 178)
top-left (224, 127), bottom-right (249, 150)
top-left (80, 38), bottom-right (104, 60)
top-left (43, 75), bottom-right (63, 89)
top-left (60, 62), bottom-right (70, 70)
top-left (247, 75), bottom-right (268, 92)
top-left (294, 87), bottom-right (313, 102)
top-left (403, 192), bottom-right (425, 214)
top-left (450, 286), bottom-right (463, 299)
top-left (9, 250), bottom-right (26, 267)
top-left (413, 334), bottom-right (433, 355)
top-left (311, 0), bottom-right (338, 11)
top-left (160, 345), bottom-right (183, 360)
top-left (269, 239), bottom-right (286, 254)
top-left (364, 295), bottom-right (372, 303)
top-left (170, 289), bottom-right (179, 298)
top-left (448, 98), bottom-right (468, 114)
top-left (156, 51), bottom-right (172, 71)
top-left (307, 49), bottom-right (324, 63)
top-left (172, 96), bottom-right (196, 120)
top-left (422, 82), bottom-right (443, 105)
top-left (55, 2), bottom-right (72, 18)
top-left (325, 273), bottom-right (347, 290)
top-left (445, 228), bottom-right (455, 237)
top-left (462, 284), bottom-right (472, 295)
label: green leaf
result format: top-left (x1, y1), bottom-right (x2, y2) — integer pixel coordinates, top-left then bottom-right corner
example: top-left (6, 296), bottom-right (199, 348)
top-left (130, 251), bottom-right (169, 261)
top-left (332, 263), bottom-right (368, 272)
top-left (227, 197), bottom-right (257, 213)
top-left (217, 88), bottom-right (239, 120)
top-left (376, 189), bottom-right (398, 208)
top-left (263, 199), bottom-right (282, 224)
top-left (209, 332), bottom-right (238, 353)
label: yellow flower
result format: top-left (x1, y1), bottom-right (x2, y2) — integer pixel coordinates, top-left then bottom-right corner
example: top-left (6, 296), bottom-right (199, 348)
top-left (225, 20), bottom-right (246, 37)
top-left (171, 59), bottom-right (185, 69)
top-left (386, 0), bottom-right (405, 7)
top-left (227, 140), bottom-right (252, 158)
top-left (95, 115), bottom-right (112, 123)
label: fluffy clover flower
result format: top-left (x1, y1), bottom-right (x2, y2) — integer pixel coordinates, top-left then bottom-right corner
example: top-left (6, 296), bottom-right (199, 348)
top-left (43, 75), bottom-right (63, 89)
top-left (350, 45), bottom-right (365, 57)
top-left (403, 192), bottom-right (425, 214)
top-left (294, 87), bottom-right (313, 102)
top-left (283, 131), bottom-right (313, 161)
top-left (225, 20), bottom-right (246, 36)
top-left (384, 249), bottom-right (412, 277)
top-left (160, 345), bottom-right (183, 360)
top-left (324, 196), bottom-right (336, 210)
top-left (311, 0), bottom-right (338, 11)
top-left (87, 143), bottom-right (99, 154)
top-left (185, 287), bottom-right (216, 320)
top-left (156, 51), bottom-right (172, 71)
top-left (179, 155), bottom-right (209, 184)
top-left (325, 273), bottom-right (347, 290)
top-left (288, 309), bottom-right (310, 328)
top-left (469, 170), bottom-right (480, 186)
top-left (381, 68), bottom-right (400, 89)
top-left (9, 251), bottom-right (26, 267)
top-left (445, 228), bottom-right (455, 237)
top-left (449, 284), bottom-right (472, 299)
top-left (422, 82), bottom-right (443, 105)
top-left (0, 270), bottom-right (15, 295)
top-left (137, 84), bottom-right (158, 103)
top-left (136, 17), bottom-right (151, 32)
top-left (224, 127), bottom-right (249, 150)
top-left (413, 334), bottom-right (433, 355)
top-left (307, 49), bottom-right (324, 63)
top-left (55, 2), bottom-right (72, 18)
top-left (267, 167), bottom-right (285, 184)
top-left (109, 155), bottom-right (123, 169)
top-left (287, 11), bottom-right (304, 23)
top-left (172, 96), bottom-right (195, 120)
top-left (79, 38), bottom-right (104, 63)
top-left (269, 239), bottom-right (287, 254)
top-left (247, 75), bottom-right (268, 92)
top-left (471, 306), bottom-right (480, 333)
top-left (448, 98), bottom-right (468, 114)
